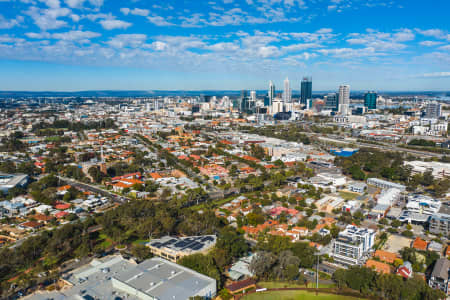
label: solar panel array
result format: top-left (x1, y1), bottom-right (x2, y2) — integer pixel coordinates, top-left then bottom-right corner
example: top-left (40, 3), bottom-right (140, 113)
top-left (150, 235), bottom-right (216, 252)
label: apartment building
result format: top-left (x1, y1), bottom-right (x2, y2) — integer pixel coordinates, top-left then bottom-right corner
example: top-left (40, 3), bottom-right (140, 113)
top-left (332, 225), bottom-right (376, 266)
top-left (429, 213), bottom-right (450, 236)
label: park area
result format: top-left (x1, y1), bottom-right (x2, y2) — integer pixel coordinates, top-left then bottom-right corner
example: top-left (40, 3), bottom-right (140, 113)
top-left (241, 289), bottom-right (364, 300)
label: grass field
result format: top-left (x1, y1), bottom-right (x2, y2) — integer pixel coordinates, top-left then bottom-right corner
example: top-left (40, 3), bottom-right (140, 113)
top-left (339, 191), bottom-right (360, 200)
top-left (241, 290), bottom-right (363, 300)
top-left (258, 282), bottom-right (335, 289)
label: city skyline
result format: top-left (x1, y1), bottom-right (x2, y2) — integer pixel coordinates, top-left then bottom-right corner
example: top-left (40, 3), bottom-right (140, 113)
top-left (0, 0), bottom-right (450, 91)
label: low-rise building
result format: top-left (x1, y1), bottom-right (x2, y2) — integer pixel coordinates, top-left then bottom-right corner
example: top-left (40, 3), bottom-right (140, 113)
top-left (0, 173), bottom-right (29, 194)
top-left (26, 255), bottom-right (217, 300)
top-left (367, 178), bottom-right (406, 191)
top-left (147, 235), bottom-right (216, 262)
top-left (429, 258), bottom-right (450, 295)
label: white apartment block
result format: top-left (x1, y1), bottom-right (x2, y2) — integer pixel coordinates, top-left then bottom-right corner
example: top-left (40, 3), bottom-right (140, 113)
top-left (332, 225), bottom-right (375, 266)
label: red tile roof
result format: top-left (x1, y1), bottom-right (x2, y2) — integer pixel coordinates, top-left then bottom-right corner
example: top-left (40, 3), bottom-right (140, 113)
top-left (412, 237), bottom-right (428, 251)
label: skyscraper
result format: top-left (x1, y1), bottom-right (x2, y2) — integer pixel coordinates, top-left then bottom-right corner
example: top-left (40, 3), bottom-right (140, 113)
top-left (240, 90), bottom-right (248, 112)
top-left (268, 80), bottom-right (275, 106)
top-left (300, 77), bottom-right (312, 105)
top-left (250, 90), bottom-right (256, 102)
top-left (425, 101), bottom-right (442, 119)
top-left (338, 85), bottom-right (350, 115)
top-left (283, 77), bottom-right (291, 103)
top-left (325, 93), bottom-right (339, 112)
top-left (364, 91), bottom-right (377, 110)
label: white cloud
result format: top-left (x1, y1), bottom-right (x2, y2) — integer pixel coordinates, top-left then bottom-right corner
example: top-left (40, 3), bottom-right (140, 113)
top-left (70, 14), bottom-right (80, 22)
top-left (25, 30), bottom-right (100, 41)
top-left (318, 47), bottom-right (379, 58)
top-left (421, 72), bottom-right (450, 78)
top-left (392, 29), bottom-right (415, 42)
top-left (346, 29), bottom-right (413, 51)
top-left (120, 8), bottom-right (130, 15)
top-left (0, 14), bottom-right (24, 29)
top-left (106, 34), bottom-right (147, 48)
top-left (52, 30), bottom-right (100, 41)
top-left (64, 0), bottom-right (84, 8)
top-left (147, 16), bottom-right (174, 26)
top-left (416, 28), bottom-right (445, 39)
top-left (25, 6), bottom-right (71, 30)
top-left (130, 8), bottom-right (149, 16)
top-left (40, 0), bottom-right (60, 9)
top-left (88, 0), bottom-right (102, 7)
top-left (99, 19), bottom-right (132, 30)
top-left (25, 32), bottom-right (51, 38)
top-left (419, 41), bottom-right (443, 47)
top-left (281, 43), bottom-right (321, 53)
top-left (151, 41), bottom-right (167, 51)
top-left (257, 46), bottom-right (279, 57)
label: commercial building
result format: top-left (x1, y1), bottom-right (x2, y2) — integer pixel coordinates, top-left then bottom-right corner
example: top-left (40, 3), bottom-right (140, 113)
top-left (429, 213), bottom-right (450, 236)
top-left (377, 188), bottom-right (401, 206)
top-left (404, 160), bottom-right (450, 179)
top-left (300, 77), bottom-right (312, 105)
top-left (364, 91), bottom-right (377, 110)
top-left (0, 173), bottom-right (29, 194)
top-left (147, 235), bottom-right (216, 262)
top-left (27, 255), bottom-right (217, 300)
top-left (429, 258), bottom-right (450, 295)
top-left (332, 225), bottom-right (375, 266)
top-left (406, 194), bottom-right (441, 215)
top-left (367, 178), bottom-right (406, 191)
top-left (325, 93), bottom-right (339, 112)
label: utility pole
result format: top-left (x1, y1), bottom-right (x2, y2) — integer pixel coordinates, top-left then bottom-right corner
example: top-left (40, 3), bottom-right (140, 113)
top-left (316, 254), bottom-right (319, 289)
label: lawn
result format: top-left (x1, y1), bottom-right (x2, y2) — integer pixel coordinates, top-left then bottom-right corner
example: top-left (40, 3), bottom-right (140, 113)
top-left (241, 290), bottom-right (363, 300)
top-left (132, 239), bottom-right (149, 246)
top-left (258, 282), bottom-right (335, 289)
top-left (339, 191), bottom-right (360, 200)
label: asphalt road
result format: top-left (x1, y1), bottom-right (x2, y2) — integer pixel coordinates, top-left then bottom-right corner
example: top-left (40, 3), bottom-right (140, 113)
top-left (57, 176), bottom-right (129, 203)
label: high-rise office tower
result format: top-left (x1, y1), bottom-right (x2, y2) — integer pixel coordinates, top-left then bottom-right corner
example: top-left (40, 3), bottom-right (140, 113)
top-left (240, 90), bottom-right (248, 112)
top-left (426, 101), bottom-right (442, 119)
top-left (300, 77), bottom-right (312, 105)
top-left (268, 81), bottom-right (275, 106)
top-left (364, 91), bottom-right (377, 110)
top-left (325, 93), bottom-right (339, 112)
top-left (250, 90), bottom-right (256, 102)
top-left (338, 85), bottom-right (350, 115)
top-left (283, 77), bottom-right (291, 103)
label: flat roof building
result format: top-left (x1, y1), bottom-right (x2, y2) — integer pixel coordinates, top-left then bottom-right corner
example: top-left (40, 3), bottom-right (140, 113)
top-left (332, 225), bottom-right (376, 266)
top-left (147, 235), bottom-right (216, 262)
top-left (0, 173), bottom-right (28, 194)
top-left (367, 178), bottom-right (406, 191)
top-left (25, 255), bottom-right (216, 300)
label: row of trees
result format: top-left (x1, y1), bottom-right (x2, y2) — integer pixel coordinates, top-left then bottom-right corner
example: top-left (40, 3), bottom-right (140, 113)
top-left (240, 124), bottom-right (312, 145)
top-left (332, 266), bottom-right (445, 299)
top-left (335, 148), bottom-right (411, 182)
top-left (32, 119), bottom-right (117, 135)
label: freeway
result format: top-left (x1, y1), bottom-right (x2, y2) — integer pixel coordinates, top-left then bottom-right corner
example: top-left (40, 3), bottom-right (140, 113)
top-left (316, 135), bottom-right (445, 158)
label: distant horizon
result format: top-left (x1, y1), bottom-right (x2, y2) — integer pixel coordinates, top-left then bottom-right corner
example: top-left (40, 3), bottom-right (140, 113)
top-left (1, 89), bottom-right (450, 96)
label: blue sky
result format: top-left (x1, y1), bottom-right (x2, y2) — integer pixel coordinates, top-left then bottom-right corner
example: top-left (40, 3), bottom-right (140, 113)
top-left (0, 0), bottom-right (449, 91)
